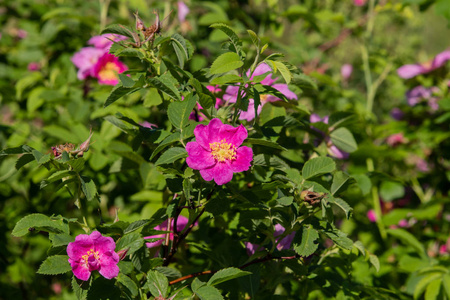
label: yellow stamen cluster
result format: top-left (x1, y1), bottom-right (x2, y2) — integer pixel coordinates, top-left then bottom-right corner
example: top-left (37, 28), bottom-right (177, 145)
top-left (98, 62), bottom-right (120, 81)
top-left (210, 139), bottom-right (237, 162)
top-left (81, 248), bottom-right (100, 265)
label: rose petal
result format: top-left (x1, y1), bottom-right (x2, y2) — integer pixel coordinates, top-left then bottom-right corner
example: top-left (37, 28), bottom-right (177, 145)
top-left (99, 251), bottom-right (120, 279)
top-left (397, 64), bottom-right (426, 79)
top-left (230, 146), bottom-right (253, 172)
top-left (194, 118), bottom-right (223, 149)
top-left (211, 162), bottom-right (234, 185)
top-left (271, 84), bottom-right (297, 100)
top-left (217, 124), bottom-right (248, 147)
top-left (186, 142), bottom-right (216, 170)
top-left (67, 234), bottom-right (94, 260)
top-left (70, 260), bottom-right (91, 281)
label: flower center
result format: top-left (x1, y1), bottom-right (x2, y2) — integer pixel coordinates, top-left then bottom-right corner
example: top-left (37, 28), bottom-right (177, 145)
top-left (98, 62), bottom-right (120, 82)
top-left (82, 248), bottom-right (100, 268)
top-left (209, 139), bottom-right (237, 162)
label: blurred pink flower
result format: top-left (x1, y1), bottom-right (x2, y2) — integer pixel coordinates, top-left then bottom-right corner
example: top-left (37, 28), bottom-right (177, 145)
top-left (27, 62), bottom-right (41, 71)
top-left (390, 108), bottom-right (404, 120)
top-left (367, 209), bottom-right (377, 222)
top-left (224, 63), bottom-right (297, 121)
top-left (397, 50), bottom-right (450, 79)
top-left (245, 224), bottom-right (295, 256)
top-left (406, 86), bottom-right (439, 111)
top-left (67, 231), bottom-right (119, 281)
top-left (354, 0), bottom-right (367, 6)
top-left (341, 64), bottom-right (353, 80)
top-left (141, 121), bottom-right (158, 129)
top-left (177, 1), bottom-right (189, 23)
top-left (185, 118), bottom-right (253, 185)
top-left (145, 216), bottom-right (189, 248)
top-left (88, 34), bottom-right (127, 50)
top-left (17, 29), bottom-right (27, 39)
top-left (71, 47), bottom-right (105, 80)
top-left (386, 133), bottom-right (407, 147)
top-left (92, 53), bottom-right (128, 85)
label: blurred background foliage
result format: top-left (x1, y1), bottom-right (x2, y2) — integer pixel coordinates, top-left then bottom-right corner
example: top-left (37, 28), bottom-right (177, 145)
top-left (1, 0), bottom-right (450, 299)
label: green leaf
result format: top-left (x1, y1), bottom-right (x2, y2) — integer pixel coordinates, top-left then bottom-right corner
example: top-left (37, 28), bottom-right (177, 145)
top-left (380, 181), bottom-right (405, 202)
top-left (302, 157), bottom-right (336, 180)
top-left (247, 29), bottom-right (259, 47)
top-left (37, 255), bottom-right (71, 275)
top-left (196, 285), bottom-right (224, 300)
top-left (387, 228), bottom-right (427, 257)
top-left (119, 74), bottom-right (135, 88)
top-left (331, 171), bottom-right (351, 195)
top-left (101, 24), bottom-right (135, 39)
top-left (167, 93), bottom-right (197, 129)
top-left (150, 132), bottom-right (181, 160)
top-left (273, 61), bottom-right (292, 84)
top-left (291, 73), bottom-right (317, 90)
top-left (147, 270), bottom-right (169, 298)
top-left (124, 219), bottom-right (150, 234)
top-left (155, 266), bottom-right (182, 279)
top-left (330, 127), bottom-right (358, 153)
top-left (353, 174), bottom-right (372, 196)
top-left (117, 273), bottom-right (139, 297)
top-left (329, 197), bottom-right (353, 219)
top-left (116, 231), bottom-right (144, 255)
top-left (369, 254), bottom-right (380, 272)
top-left (15, 153), bottom-right (36, 170)
top-left (424, 279), bottom-right (441, 300)
top-left (293, 226), bottom-right (319, 256)
top-left (12, 214), bottom-right (68, 237)
top-left (324, 228), bottom-right (353, 250)
top-left (207, 267), bottom-right (251, 286)
top-left (210, 52), bottom-right (244, 75)
top-left (210, 23), bottom-right (243, 58)
top-left (171, 33), bottom-right (190, 68)
top-left (414, 273), bottom-right (442, 300)
top-left (41, 170), bottom-right (76, 188)
top-left (148, 73), bottom-right (181, 101)
top-left (67, 158), bottom-right (86, 173)
top-left (80, 176), bottom-right (98, 201)
top-left (443, 274), bottom-right (450, 299)
top-left (210, 74), bottom-right (244, 85)
top-left (155, 147), bottom-right (187, 166)
top-left (49, 233), bottom-right (74, 247)
top-left (0, 145), bottom-right (34, 156)
top-left (245, 138), bottom-right (287, 151)
top-left (72, 276), bottom-right (89, 300)
top-left (277, 196), bottom-right (294, 206)
top-left (104, 86), bottom-right (141, 107)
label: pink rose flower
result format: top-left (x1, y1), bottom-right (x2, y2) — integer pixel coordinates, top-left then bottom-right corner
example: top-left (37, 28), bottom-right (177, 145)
top-left (341, 64), bottom-right (353, 80)
top-left (386, 133), bottom-right (408, 147)
top-left (177, 1), bottom-right (190, 23)
top-left (71, 47), bottom-right (105, 80)
top-left (354, 0), bottom-right (367, 6)
top-left (186, 118), bottom-right (253, 185)
top-left (397, 50), bottom-right (450, 79)
top-left (144, 216), bottom-right (189, 248)
top-left (245, 224), bottom-right (295, 255)
top-left (92, 53), bottom-right (128, 85)
top-left (27, 62), bottom-right (41, 71)
top-left (367, 209), bottom-right (377, 222)
top-left (224, 63), bottom-right (297, 121)
top-left (67, 231), bottom-right (119, 281)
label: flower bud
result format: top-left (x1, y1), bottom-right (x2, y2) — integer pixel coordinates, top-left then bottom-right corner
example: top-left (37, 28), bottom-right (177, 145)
top-left (134, 12), bottom-right (146, 31)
